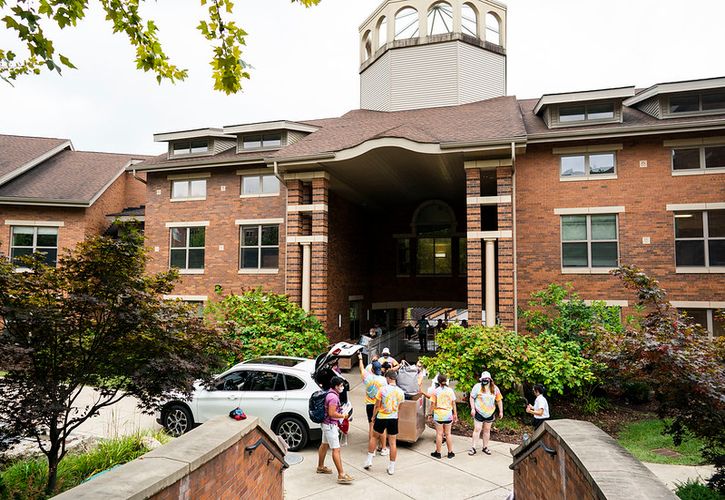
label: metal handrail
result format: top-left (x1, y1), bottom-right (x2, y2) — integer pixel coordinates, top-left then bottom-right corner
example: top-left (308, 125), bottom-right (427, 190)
top-left (509, 441), bottom-right (557, 470)
top-left (245, 437), bottom-right (290, 470)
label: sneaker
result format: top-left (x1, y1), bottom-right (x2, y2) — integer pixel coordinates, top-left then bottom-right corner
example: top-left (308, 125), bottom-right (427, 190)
top-left (380, 447), bottom-right (390, 456)
top-left (447, 452), bottom-right (455, 459)
top-left (430, 451), bottom-right (442, 459)
top-left (363, 463), bottom-right (372, 471)
top-left (387, 466), bottom-right (395, 475)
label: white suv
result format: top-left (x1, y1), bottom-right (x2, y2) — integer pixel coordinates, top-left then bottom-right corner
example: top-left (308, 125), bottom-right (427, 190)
top-left (157, 342), bottom-right (362, 451)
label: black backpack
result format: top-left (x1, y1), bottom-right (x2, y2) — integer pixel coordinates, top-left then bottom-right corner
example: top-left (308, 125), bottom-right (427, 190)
top-left (309, 390), bottom-right (328, 424)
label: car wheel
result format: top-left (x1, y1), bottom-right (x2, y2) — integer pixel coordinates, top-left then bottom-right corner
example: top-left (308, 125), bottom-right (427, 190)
top-left (163, 404), bottom-right (193, 437)
top-left (275, 416), bottom-right (309, 451)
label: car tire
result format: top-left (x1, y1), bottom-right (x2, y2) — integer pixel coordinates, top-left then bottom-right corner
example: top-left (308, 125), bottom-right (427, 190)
top-left (275, 416), bottom-right (309, 451)
top-left (163, 404), bottom-right (194, 437)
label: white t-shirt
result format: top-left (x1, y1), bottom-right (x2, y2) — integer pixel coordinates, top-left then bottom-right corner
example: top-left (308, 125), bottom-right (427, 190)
top-left (533, 394), bottom-right (550, 419)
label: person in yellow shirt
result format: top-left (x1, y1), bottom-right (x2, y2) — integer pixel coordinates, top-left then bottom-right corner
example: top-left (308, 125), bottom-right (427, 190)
top-left (468, 371), bottom-right (504, 456)
top-left (357, 352), bottom-right (388, 454)
top-left (429, 374), bottom-right (457, 459)
top-left (364, 370), bottom-right (405, 475)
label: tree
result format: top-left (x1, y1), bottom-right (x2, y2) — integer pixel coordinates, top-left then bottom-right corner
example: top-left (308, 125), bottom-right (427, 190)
top-left (206, 287), bottom-right (329, 363)
top-left (0, 228), bottom-right (231, 495)
top-left (0, 0), bottom-right (321, 94)
top-left (589, 266), bottom-right (725, 493)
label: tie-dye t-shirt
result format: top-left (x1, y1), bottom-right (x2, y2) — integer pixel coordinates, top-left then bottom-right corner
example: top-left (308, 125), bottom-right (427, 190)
top-left (363, 371), bottom-right (386, 405)
top-left (431, 386), bottom-right (457, 422)
top-left (376, 384), bottom-right (405, 419)
top-left (470, 383), bottom-right (502, 418)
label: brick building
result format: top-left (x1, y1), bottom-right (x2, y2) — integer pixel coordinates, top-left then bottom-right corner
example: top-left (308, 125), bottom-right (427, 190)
top-left (135, 0), bottom-right (725, 341)
top-left (0, 134), bottom-right (148, 265)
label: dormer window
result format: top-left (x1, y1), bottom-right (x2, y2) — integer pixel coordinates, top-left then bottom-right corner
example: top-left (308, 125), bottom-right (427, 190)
top-left (559, 102), bottom-right (615, 123)
top-left (242, 133), bottom-right (282, 150)
top-left (172, 140), bottom-right (209, 156)
top-left (669, 90), bottom-right (725, 114)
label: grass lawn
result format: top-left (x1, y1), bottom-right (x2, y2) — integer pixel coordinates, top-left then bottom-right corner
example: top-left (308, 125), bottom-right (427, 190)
top-left (617, 418), bottom-right (706, 466)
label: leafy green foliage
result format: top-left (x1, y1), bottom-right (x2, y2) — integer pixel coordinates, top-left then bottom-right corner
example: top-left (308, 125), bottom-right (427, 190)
top-left (520, 283), bottom-right (624, 344)
top-left (581, 395), bottom-right (609, 416)
top-left (617, 419), bottom-right (705, 466)
top-left (676, 479), bottom-right (724, 500)
top-left (0, 0), bottom-right (320, 93)
top-left (420, 325), bottom-right (596, 415)
top-left (0, 430), bottom-right (171, 499)
top-left (0, 227), bottom-right (230, 495)
top-left (206, 287), bottom-right (329, 363)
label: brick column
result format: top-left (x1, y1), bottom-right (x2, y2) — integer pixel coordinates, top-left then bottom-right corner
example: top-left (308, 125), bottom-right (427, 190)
top-left (311, 176), bottom-right (329, 330)
top-left (466, 168), bottom-right (483, 325)
top-left (496, 167), bottom-right (515, 329)
top-left (285, 179), bottom-right (303, 305)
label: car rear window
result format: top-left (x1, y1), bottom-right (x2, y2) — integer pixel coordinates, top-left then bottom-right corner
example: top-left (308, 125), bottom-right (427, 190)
top-left (284, 375), bottom-right (306, 391)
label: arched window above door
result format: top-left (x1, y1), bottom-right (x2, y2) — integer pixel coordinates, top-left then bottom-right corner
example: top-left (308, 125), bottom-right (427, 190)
top-left (412, 200), bottom-right (456, 236)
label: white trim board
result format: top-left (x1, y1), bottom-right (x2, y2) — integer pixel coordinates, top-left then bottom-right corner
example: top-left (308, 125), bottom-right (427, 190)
top-left (666, 202), bottom-right (725, 211)
top-left (165, 221), bottom-right (210, 228)
top-left (235, 218), bottom-right (284, 225)
top-left (163, 294), bottom-right (209, 301)
top-left (554, 206), bottom-right (625, 215)
top-left (5, 220), bottom-right (65, 227)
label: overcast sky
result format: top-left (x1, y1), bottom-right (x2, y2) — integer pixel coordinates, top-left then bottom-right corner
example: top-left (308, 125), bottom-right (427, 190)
top-left (1, 0), bottom-right (724, 155)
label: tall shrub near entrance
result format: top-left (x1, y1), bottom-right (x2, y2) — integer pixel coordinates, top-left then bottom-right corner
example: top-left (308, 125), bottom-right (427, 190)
top-left (206, 288), bottom-right (329, 363)
top-left (420, 325), bottom-right (596, 412)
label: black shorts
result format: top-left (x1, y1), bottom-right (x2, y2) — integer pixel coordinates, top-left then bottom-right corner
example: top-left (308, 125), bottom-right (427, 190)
top-left (366, 404), bottom-right (376, 423)
top-left (434, 420), bottom-right (452, 425)
top-left (474, 411), bottom-right (495, 423)
top-left (373, 418), bottom-right (399, 436)
top-left (533, 418), bottom-right (547, 429)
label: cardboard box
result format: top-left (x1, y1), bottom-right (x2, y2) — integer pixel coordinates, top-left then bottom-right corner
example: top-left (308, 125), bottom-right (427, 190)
top-left (397, 397), bottom-right (426, 443)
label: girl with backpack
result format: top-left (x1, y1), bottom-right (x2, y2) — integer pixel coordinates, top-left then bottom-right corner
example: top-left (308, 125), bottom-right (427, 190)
top-left (468, 371), bottom-right (503, 456)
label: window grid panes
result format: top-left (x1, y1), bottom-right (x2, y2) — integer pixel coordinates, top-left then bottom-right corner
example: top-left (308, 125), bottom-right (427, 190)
top-left (10, 226), bottom-right (59, 267)
top-left (242, 133), bottom-right (282, 150)
top-left (417, 237), bottom-right (452, 275)
top-left (461, 4), bottom-right (477, 37)
top-left (377, 17), bottom-right (387, 48)
top-left (169, 227), bottom-right (205, 270)
top-left (559, 103), bottom-right (615, 123)
top-left (678, 308), bottom-right (725, 339)
top-left (672, 145), bottom-right (725, 171)
top-left (427, 2), bottom-right (453, 36)
top-left (675, 210), bottom-right (725, 267)
top-left (560, 153), bottom-right (616, 178)
top-left (394, 7), bottom-right (419, 40)
top-left (172, 140), bottom-right (208, 156)
top-left (240, 225), bottom-right (279, 270)
top-left (485, 13), bottom-right (500, 45)
top-left (670, 91), bottom-right (725, 114)
top-left (241, 175), bottom-right (280, 195)
top-left (561, 215), bottom-right (618, 269)
top-left (171, 179), bottom-right (207, 199)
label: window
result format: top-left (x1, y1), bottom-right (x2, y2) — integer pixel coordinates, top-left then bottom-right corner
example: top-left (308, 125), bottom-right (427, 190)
top-left (461, 4), bottom-right (477, 37)
top-left (362, 30), bottom-right (372, 60)
top-left (242, 133), bottom-right (282, 150)
top-left (241, 174), bottom-right (280, 196)
top-left (171, 178), bottom-right (206, 200)
top-left (10, 226), bottom-right (59, 267)
top-left (394, 7), bottom-right (419, 40)
top-left (377, 16), bottom-right (387, 48)
top-left (561, 214), bottom-right (618, 269)
top-left (559, 103), bottom-right (615, 123)
top-left (284, 374), bottom-right (306, 391)
top-left (560, 153), bottom-right (616, 179)
top-left (215, 371), bottom-right (250, 391)
top-left (427, 2), bottom-right (453, 36)
top-left (672, 145), bottom-right (725, 172)
top-left (242, 371), bottom-right (283, 392)
top-left (170, 227), bottom-right (205, 270)
top-left (396, 238), bottom-right (410, 275)
top-left (669, 91), bottom-right (725, 114)
top-left (485, 12), bottom-right (500, 45)
top-left (674, 210), bottom-right (725, 268)
top-left (240, 225), bottom-right (279, 270)
top-left (678, 308), bottom-right (725, 339)
top-left (417, 238), bottom-right (452, 275)
top-left (172, 140), bottom-right (208, 156)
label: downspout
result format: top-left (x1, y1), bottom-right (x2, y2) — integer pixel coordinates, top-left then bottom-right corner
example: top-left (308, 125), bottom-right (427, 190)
top-left (131, 168), bottom-right (147, 184)
top-left (511, 142), bottom-right (518, 332)
top-left (274, 161), bottom-right (289, 296)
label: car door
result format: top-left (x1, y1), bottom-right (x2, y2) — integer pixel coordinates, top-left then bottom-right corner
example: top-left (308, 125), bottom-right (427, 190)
top-left (195, 370), bottom-right (250, 422)
top-left (238, 369), bottom-right (286, 426)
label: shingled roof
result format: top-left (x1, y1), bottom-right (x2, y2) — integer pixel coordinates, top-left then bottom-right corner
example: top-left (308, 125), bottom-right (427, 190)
top-left (0, 134), bottom-right (71, 184)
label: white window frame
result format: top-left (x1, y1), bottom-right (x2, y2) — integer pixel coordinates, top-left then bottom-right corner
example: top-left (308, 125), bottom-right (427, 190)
top-left (169, 226), bottom-right (206, 274)
top-left (239, 224), bottom-right (280, 274)
top-left (559, 152), bottom-right (617, 181)
top-left (240, 174), bottom-right (280, 198)
top-left (675, 306), bottom-right (724, 340)
top-left (560, 214), bottom-right (620, 274)
top-left (9, 225), bottom-right (60, 269)
top-left (673, 209), bottom-right (725, 273)
top-left (241, 133), bottom-right (283, 150)
top-left (170, 178), bottom-right (207, 202)
top-left (671, 145), bottom-right (725, 176)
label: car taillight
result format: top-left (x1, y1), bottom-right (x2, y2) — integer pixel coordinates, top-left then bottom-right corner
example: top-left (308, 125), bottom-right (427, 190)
top-left (332, 349), bottom-right (341, 355)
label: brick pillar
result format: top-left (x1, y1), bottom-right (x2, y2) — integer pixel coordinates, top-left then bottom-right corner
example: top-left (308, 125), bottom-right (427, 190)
top-left (466, 168), bottom-right (483, 325)
top-left (285, 179), bottom-right (303, 305)
top-left (311, 177), bottom-right (329, 330)
top-left (496, 167), bottom-right (515, 329)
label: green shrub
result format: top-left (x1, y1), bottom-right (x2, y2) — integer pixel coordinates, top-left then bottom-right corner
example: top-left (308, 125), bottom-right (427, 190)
top-left (206, 288), bottom-right (329, 363)
top-left (676, 479), bottom-right (724, 500)
top-left (421, 325), bottom-right (596, 415)
top-left (622, 381), bottom-right (651, 404)
top-left (581, 396), bottom-right (609, 416)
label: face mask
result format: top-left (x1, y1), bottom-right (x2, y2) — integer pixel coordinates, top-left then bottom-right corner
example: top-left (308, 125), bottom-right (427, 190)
top-left (481, 379), bottom-right (490, 385)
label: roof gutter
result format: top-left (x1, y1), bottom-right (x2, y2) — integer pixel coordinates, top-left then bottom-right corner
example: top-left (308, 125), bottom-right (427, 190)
top-left (269, 152), bottom-right (337, 165)
top-left (527, 118), bottom-right (725, 144)
top-left (439, 136), bottom-right (527, 150)
top-left (130, 156), bottom-right (268, 173)
top-left (0, 197), bottom-right (90, 207)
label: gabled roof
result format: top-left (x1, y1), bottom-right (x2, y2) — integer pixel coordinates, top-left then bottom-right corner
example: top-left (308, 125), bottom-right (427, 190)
top-left (623, 76), bottom-right (725, 106)
top-left (0, 134), bottom-right (72, 185)
top-left (0, 134), bottom-right (150, 207)
top-left (153, 128), bottom-right (234, 142)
